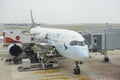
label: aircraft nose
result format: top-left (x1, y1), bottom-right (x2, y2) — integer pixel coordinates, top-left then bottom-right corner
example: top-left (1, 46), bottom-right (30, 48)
top-left (74, 46), bottom-right (89, 59)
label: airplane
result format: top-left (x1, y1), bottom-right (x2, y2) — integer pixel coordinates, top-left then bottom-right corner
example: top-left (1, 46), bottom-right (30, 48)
top-left (29, 10), bottom-right (89, 74)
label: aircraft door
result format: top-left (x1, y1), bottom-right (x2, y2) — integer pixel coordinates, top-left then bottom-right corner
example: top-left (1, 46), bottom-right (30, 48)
top-left (93, 35), bottom-right (102, 51)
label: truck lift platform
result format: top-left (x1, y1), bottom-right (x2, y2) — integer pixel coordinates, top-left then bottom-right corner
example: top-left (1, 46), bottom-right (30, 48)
top-left (18, 47), bottom-right (59, 72)
top-left (18, 62), bottom-right (59, 72)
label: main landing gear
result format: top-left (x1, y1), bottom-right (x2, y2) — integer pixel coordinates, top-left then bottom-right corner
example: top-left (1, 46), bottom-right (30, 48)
top-left (74, 61), bottom-right (80, 74)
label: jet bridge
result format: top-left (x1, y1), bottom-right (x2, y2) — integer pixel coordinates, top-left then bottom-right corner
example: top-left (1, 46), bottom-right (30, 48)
top-left (82, 28), bottom-right (120, 62)
top-left (82, 28), bottom-right (120, 51)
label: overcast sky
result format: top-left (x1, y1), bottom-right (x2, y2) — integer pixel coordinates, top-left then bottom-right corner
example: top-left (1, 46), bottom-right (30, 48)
top-left (0, 0), bottom-right (120, 24)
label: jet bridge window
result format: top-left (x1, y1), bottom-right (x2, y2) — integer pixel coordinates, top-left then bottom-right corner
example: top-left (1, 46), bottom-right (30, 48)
top-left (70, 40), bottom-right (87, 46)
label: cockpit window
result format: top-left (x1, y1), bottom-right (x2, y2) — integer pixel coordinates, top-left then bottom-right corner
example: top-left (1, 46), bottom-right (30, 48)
top-left (70, 40), bottom-right (87, 46)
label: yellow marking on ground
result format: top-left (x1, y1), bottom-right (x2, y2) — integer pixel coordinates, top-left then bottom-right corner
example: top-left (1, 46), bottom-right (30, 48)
top-left (74, 75), bottom-right (89, 80)
top-left (45, 74), bottom-right (64, 77)
top-left (32, 69), bottom-right (61, 75)
top-left (40, 76), bottom-right (70, 80)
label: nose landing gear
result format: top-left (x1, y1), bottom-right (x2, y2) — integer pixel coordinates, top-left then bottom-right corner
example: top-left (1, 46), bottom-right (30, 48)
top-left (74, 61), bottom-right (80, 74)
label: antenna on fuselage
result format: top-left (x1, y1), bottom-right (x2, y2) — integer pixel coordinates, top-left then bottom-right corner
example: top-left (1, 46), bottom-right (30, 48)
top-left (30, 9), bottom-right (35, 28)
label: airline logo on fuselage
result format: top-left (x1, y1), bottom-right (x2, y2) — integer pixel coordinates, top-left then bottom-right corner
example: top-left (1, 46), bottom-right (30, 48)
top-left (64, 43), bottom-right (68, 50)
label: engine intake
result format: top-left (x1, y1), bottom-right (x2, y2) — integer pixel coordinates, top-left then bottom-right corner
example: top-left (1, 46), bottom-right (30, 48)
top-left (8, 43), bottom-right (23, 56)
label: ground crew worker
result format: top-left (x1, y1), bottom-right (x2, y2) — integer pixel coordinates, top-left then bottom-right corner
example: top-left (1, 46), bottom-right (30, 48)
top-left (52, 46), bottom-right (56, 54)
top-left (49, 47), bottom-right (55, 54)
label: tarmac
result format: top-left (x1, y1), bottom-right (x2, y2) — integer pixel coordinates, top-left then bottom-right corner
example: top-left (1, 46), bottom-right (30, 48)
top-left (0, 41), bottom-right (120, 80)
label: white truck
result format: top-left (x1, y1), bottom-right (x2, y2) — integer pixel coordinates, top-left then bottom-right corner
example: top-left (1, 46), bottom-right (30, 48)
top-left (2, 29), bottom-right (34, 56)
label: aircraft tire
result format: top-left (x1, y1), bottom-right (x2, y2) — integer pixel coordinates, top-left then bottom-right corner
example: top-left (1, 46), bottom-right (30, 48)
top-left (74, 68), bottom-right (80, 74)
top-left (104, 57), bottom-right (109, 62)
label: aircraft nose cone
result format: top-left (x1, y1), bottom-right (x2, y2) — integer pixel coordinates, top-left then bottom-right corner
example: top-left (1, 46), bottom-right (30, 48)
top-left (75, 46), bottom-right (89, 59)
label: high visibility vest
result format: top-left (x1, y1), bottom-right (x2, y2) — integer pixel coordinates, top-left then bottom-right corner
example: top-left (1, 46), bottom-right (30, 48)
top-left (53, 48), bottom-right (56, 52)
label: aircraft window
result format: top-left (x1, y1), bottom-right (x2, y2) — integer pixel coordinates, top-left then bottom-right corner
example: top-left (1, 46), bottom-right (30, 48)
top-left (70, 40), bottom-right (87, 46)
top-left (81, 41), bottom-right (87, 46)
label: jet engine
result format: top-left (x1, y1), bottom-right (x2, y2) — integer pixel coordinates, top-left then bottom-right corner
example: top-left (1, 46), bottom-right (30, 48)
top-left (8, 43), bottom-right (23, 56)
